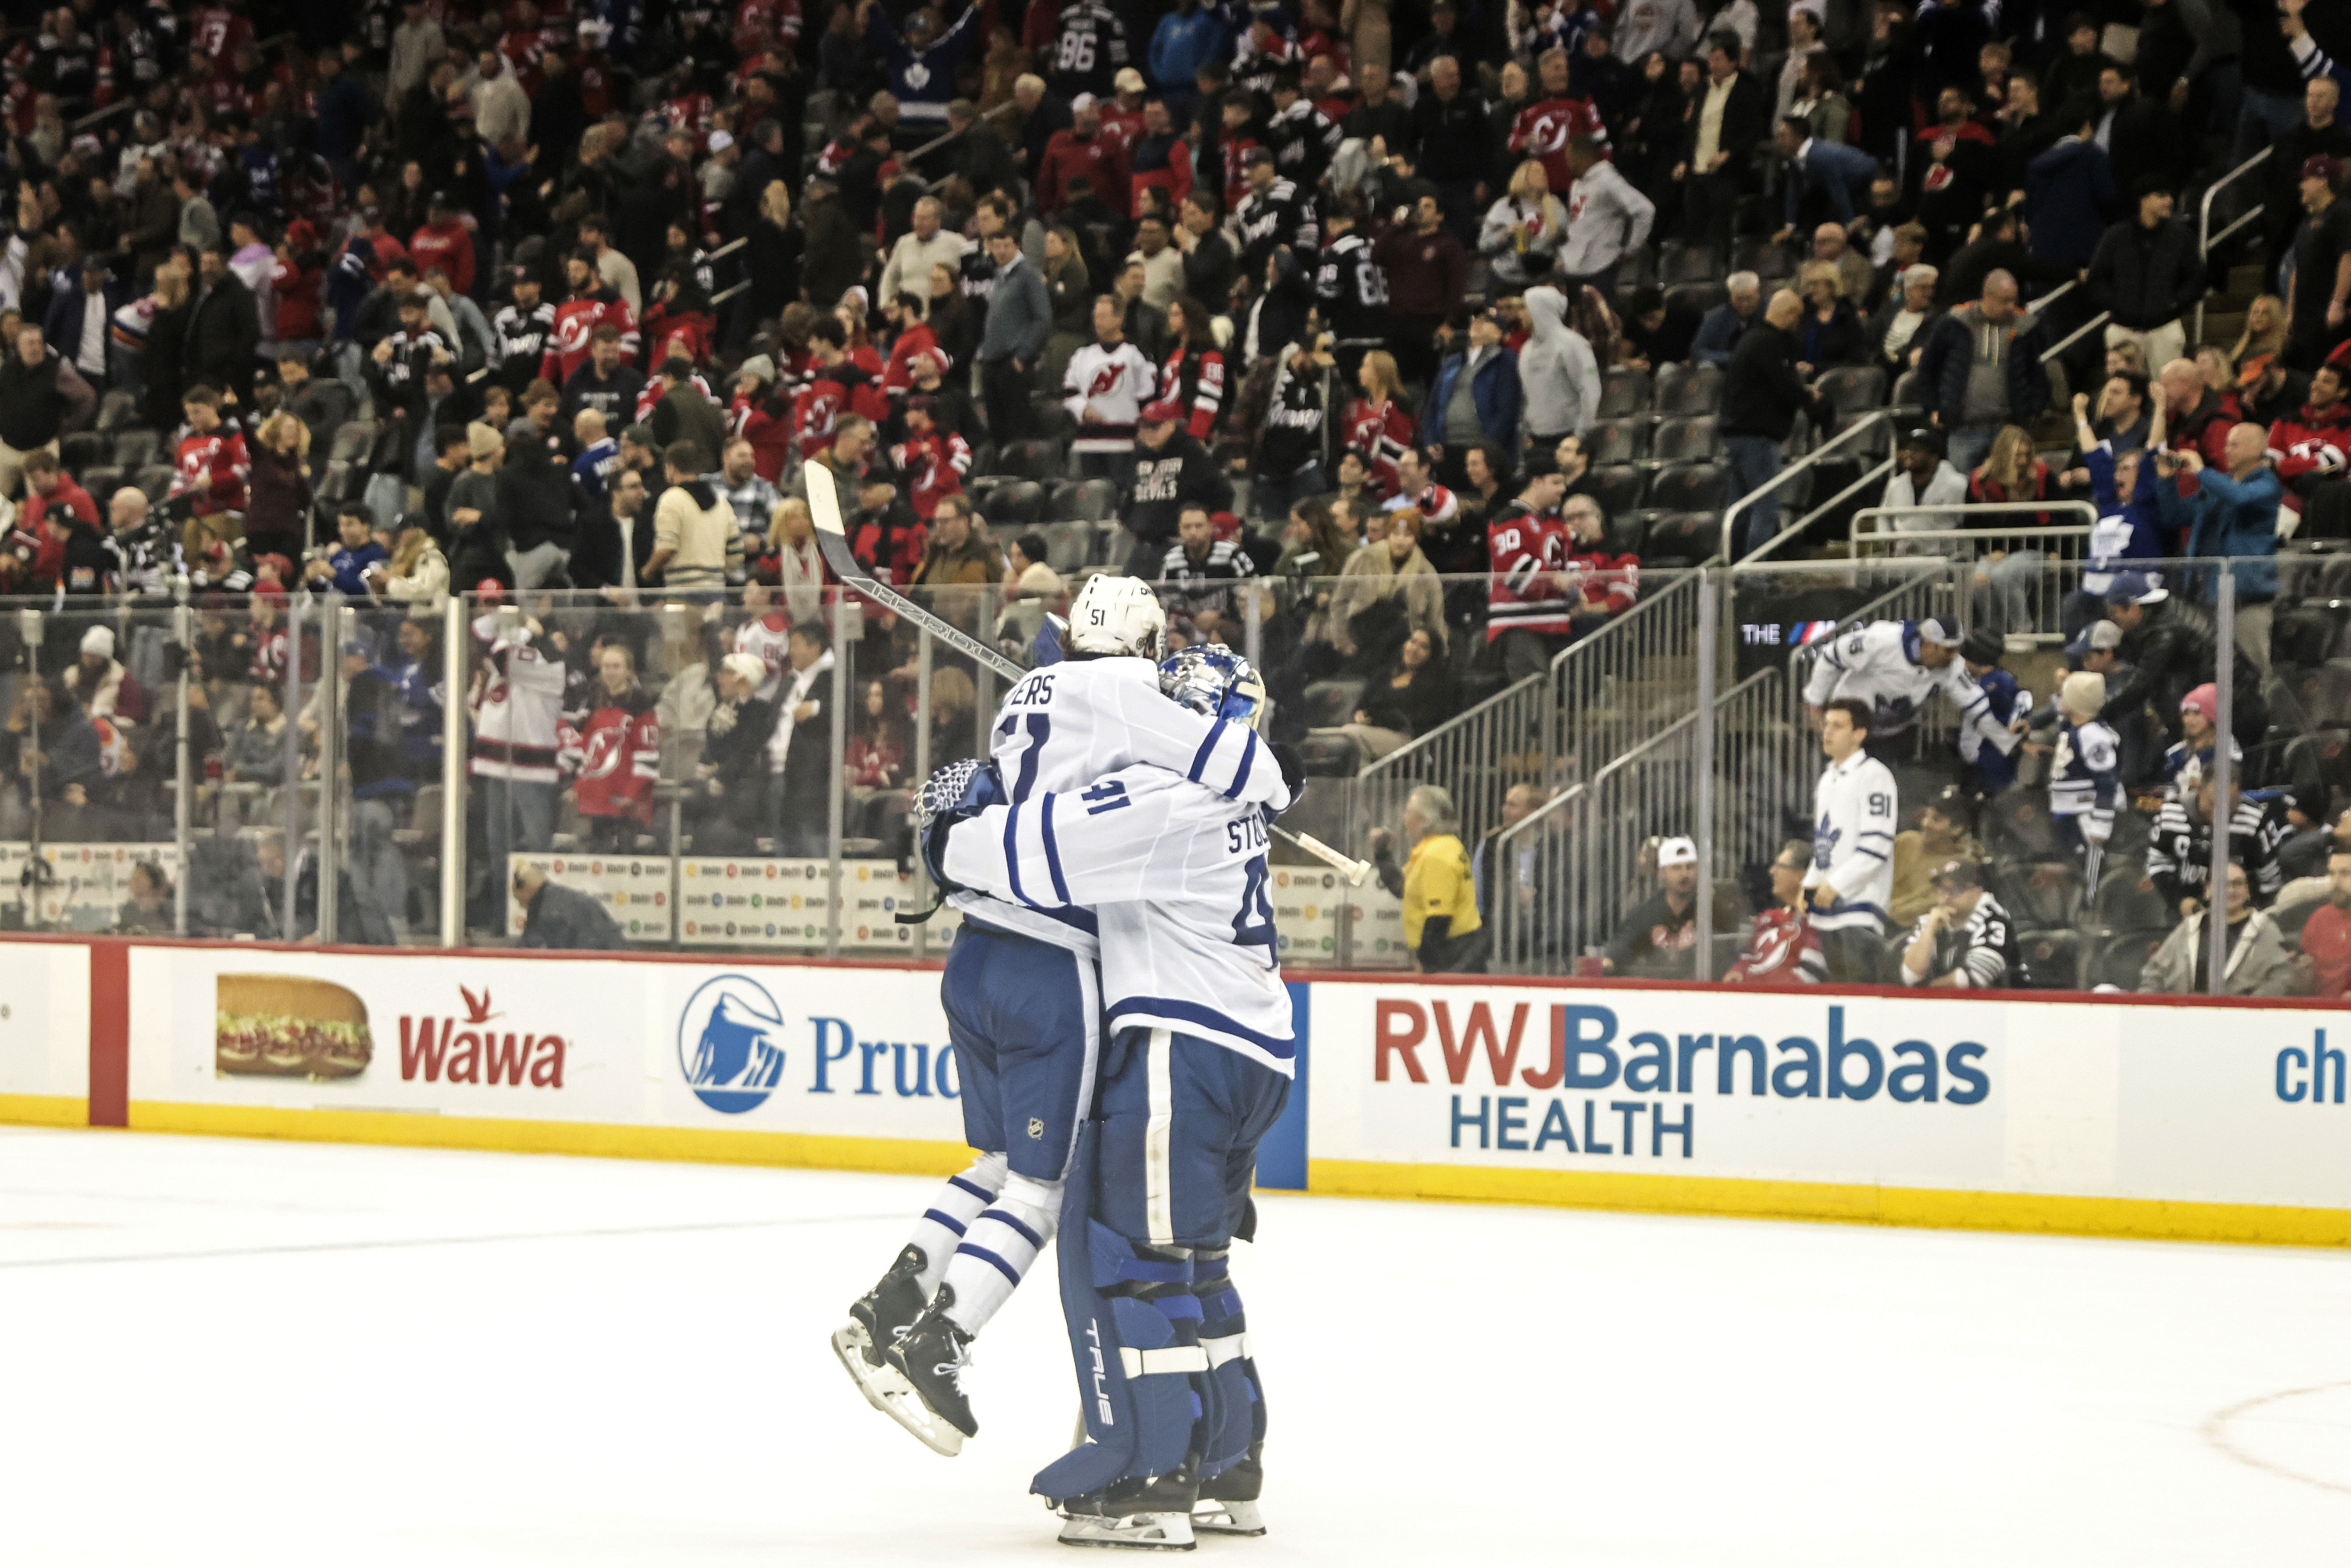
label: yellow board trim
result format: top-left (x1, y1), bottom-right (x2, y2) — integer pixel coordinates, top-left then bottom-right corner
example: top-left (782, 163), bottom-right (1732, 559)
top-left (1307, 1159), bottom-right (2351, 1249)
top-left (0, 1093), bottom-right (90, 1129)
top-left (125, 1101), bottom-right (974, 1177)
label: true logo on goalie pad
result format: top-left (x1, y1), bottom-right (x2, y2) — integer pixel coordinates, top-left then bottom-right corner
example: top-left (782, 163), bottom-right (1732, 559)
top-left (1028, 1116), bottom-right (1045, 1139)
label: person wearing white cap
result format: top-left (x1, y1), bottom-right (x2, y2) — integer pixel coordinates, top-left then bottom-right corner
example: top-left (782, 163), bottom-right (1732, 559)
top-left (63, 623), bottom-right (143, 726)
top-left (2049, 670), bottom-right (2122, 883)
top-left (1601, 834), bottom-right (1713, 979)
top-left (1801, 613), bottom-right (2020, 765)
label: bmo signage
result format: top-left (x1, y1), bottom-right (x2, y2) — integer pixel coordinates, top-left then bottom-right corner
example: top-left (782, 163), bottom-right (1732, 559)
top-left (1305, 979), bottom-right (2351, 1237)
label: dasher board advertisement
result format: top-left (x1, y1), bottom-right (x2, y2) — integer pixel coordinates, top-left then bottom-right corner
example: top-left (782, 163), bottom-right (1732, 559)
top-left (0, 940), bottom-right (90, 1112)
top-left (1307, 980), bottom-right (2351, 1216)
top-left (1, 842), bottom-right (185, 932)
top-left (124, 945), bottom-right (967, 1145)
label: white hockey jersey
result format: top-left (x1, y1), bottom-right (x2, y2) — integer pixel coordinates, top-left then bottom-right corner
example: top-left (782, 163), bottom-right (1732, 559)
top-left (945, 764), bottom-right (1295, 1074)
top-left (947, 657), bottom-right (1293, 955)
top-left (733, 611), bottom-right (793, 704)
top-left (1801, 619), bottom-right (2016, 758)
top-left (1803, 748), bottom-right (1897, 934)
top-left (469, 626), bottom-right (568, 783)
top-left (1062, 339), bottom-right (1158, 454)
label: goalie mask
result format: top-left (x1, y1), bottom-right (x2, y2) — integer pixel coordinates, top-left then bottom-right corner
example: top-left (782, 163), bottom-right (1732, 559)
top-left (1067, 574), bottom-right (1167, 660)
top-left (1159, 646), bottom-right (1268, 731)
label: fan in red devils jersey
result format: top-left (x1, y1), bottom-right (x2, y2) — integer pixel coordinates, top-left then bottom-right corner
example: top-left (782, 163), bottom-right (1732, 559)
top-left (1484, 463), bottom-right (1573, 677)
top-left (889, 396), bottom-right (973, 520)
top-left (1724, 841), bottom-right (1829, 986)
top-left (792, 316), bottom-right (888, 462)
top-left (1509, 47), bottom-right (1608, 196)
top-left (2269, 362), bottom-right (2351, 518)
top-left (171, 385), bottom-right (251, 522)
top-left (1557, 493), bottom-right (1640, 619)
top-left (564, 642), bottom-right (660, 852)
top-left (1155, 297), bottom-right (1226, 442)
top-left (1339, 349), bottom-right (1416, 496)
top-left (540, 252), bottom-right (639, 383)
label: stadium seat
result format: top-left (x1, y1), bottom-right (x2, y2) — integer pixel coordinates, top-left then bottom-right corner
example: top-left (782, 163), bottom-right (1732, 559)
top-left (1661, 282), bottom-right (1727, 322)
top-left (1597, 367), bottom-right (1651, 420)
top-left (307, 381), bottom-right (356, 434)
top-left (317, 459), bottom-right (353, 503)
top-left (328, 421), bottom-right (376, 463)
top-left (1659, 242), bottom-right (1724, 285)
top-left (79, 464), bottom-right (123, 503)
top-left (1829, 409), bottom-right (1892, 460)
top-left (1300, 679), bottom-right (1367, 728)
top-left (2016, 929), bottom-right (2084, 990)
top-left (1651, 362), bottom-right (1724, 416)
top-left (1647, 461), bottom-right (1726, 512)
top-left (1584, 418), bottom-right (1647, 465)
top-left (2086, 928), bottom-right (2166, 990)
top-left (1042, 478), bottom-right (1084, 520)
top-left (968, 474), bottom-right (1008, 509)
top-left (1991, 859), bottom-right (2085, 930)
top-left (1610, 508), bottom-right (1661, 557)
top-left (1889, 369), bottom-right (1925, 412)
top-left (2091, 864), bottom-right (2171, 935)
top-left (1639, 512), bottom-right (1719, 564)
top-left (983, 479), bottom-right (1045, 526)
top-left (61, 431), bottom-right (108, 471)
top-left (95, 389), bottom-right (137, 430)
top-left (1983, 788), bottom-right (2063, 862)
top-left (1814, 367), bottom-right (1888, 413)
top-left (111, 429), bottom-right (160, 469)
top-left (1584, 463), bottom-right (1647, 519)
top-left (1617, 248), bottom-right (1659, 290)
top-left (132, 463), bottom-right (176, 504)
top-left (1004, 439), bottom-right (1065, 482)
top-left (1039, 520), bottom-right (1094, 572)
top-left (1651, 415), bottom-right (1719, 464)
top-left (1064, 477), bottom-right (1118, 522)
top-left (1730, 236), bottom-right (1795, 278)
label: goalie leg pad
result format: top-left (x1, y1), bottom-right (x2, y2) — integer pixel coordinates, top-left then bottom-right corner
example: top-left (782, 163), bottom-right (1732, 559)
top-left (1191, 1248), bottom-right (1262, 1486)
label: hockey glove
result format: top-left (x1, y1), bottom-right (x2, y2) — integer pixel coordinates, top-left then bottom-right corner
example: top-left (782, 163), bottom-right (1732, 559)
top-left (1268, 741), bottom-right (1305, 820)
top-left (912, 757), bottom-right (1004, 896)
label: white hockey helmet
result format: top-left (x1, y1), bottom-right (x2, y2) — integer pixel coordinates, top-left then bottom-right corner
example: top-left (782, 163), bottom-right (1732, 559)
top-left (1066, 573), bottom-right (1167, 660)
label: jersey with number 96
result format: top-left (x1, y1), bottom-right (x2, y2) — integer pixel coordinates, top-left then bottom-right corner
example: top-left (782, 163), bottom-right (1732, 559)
top-left (946, 655), bottom-right (1292, 955)
top-left (943, 763), bottom-right (1296, 1075)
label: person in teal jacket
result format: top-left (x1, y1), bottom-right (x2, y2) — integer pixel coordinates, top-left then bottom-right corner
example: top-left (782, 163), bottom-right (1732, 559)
top-left (2154, 421), bottom-right (2283, 669)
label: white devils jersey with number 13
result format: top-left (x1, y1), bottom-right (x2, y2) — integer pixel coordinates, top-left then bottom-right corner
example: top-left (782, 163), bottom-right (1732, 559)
top-left (948, 658), bottom-right (1292, 956)
top-left (945, 764), bottom-right (1296, 1075)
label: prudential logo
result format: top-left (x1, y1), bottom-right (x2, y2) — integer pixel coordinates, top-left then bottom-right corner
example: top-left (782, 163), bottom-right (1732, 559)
top-left (679, 974), bottom-right (787, 1114)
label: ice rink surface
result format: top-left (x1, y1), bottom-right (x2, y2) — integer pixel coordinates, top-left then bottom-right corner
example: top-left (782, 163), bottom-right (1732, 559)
top-left (3, 1128), bottom-right (2348, 1566)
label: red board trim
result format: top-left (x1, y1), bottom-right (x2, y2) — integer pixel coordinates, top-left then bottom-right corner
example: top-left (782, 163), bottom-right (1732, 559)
top-left (87, 939), bottom-right (127, 1127)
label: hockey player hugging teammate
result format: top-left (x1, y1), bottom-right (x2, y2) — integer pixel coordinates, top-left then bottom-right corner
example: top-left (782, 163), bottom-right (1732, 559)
top-left (939, 644), bottom-right (1297, 1549)
top-left (833, 579), bottom-right (1294, 1555)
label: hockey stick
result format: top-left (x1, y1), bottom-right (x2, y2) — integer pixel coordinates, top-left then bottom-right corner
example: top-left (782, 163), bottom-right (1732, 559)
top-left (804, 463), bottom-right (1372, 886)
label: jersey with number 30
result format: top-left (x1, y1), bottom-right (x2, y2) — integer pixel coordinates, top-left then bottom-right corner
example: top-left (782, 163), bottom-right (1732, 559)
top-left (945, 764), bottom-right (1296, 1075)
top-left (948, 656), bottom-right (1292, 956)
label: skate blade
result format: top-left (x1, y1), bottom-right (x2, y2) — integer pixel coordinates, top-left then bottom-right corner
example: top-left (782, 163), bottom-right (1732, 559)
top-left (1057, 1511), bottom-right (1196, 1551)
top-left (1190, 1499), bottom-right (1266, 1536)
top-left (831, 1325), bottom-right (965, 1457)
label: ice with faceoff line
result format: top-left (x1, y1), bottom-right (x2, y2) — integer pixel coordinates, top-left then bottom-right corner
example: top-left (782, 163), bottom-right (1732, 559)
top-left (2, 1126), bottom-right (2347, 1566)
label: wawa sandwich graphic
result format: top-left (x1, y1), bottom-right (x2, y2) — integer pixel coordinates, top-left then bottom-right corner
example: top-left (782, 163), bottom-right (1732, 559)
top-left (215, 974), bottom-right (374, 1079)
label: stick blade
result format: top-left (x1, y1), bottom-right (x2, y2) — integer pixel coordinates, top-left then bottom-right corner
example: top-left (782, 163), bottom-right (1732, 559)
top-left (805, 459), bottom-right (847, 537)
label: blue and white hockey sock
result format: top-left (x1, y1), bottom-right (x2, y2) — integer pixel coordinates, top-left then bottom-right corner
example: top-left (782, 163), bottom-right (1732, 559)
top-left (942, 1171), bottom-right (1061, 1335)
top-left (907, 1153), bottom-right (1007, 1297)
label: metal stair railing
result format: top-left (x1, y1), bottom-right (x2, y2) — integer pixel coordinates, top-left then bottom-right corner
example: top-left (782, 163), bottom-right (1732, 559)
top-left (1716, 408), bottom-right (1909, 565)
top-left (2195, 147), bottom-right (2271, 347)
top-left (1347, 572), bottom-right (1707, 857)
top-left (1490, 668), bottom-right (1778, 974)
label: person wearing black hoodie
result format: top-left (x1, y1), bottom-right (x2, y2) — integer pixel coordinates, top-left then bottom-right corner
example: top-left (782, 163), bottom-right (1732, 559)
top-left (1122, 399), bottom-right (1233, 575)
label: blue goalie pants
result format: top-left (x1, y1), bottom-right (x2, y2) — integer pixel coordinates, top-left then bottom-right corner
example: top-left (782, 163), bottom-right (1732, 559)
top-left (1033, 1026), bottom-right (1291, 1502)
top-left (941, 920), bottom-right (1100, 1180)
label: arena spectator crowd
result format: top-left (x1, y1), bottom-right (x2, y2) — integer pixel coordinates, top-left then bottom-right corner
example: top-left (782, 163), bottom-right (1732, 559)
top-left (0, 0), bottom-right (2347, 980)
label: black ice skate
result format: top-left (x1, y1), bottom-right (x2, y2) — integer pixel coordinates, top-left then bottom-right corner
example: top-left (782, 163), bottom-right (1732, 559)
top-left (1056, 1468), bottom-right (1201, 1551)
top-left (832, 1246), bottom-right (963, 1455)
top-left (881, 1288), bottom-right (980, 1455)
top-left (1191, 1444), bottom-right (1266, 1536)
